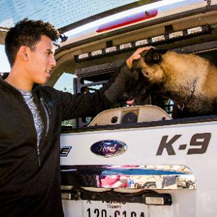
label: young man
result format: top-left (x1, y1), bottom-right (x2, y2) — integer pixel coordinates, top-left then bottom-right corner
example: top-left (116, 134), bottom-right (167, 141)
top-left (0, 18), bottom-right (150, 217)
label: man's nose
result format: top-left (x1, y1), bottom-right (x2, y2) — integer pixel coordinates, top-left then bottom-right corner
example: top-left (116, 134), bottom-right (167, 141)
top-left (50, 56), bottom-right (57, 68)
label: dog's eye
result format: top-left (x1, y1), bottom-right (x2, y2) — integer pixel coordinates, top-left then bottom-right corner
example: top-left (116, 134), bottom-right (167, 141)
top-left (153, 53), bottom-right (160, 61)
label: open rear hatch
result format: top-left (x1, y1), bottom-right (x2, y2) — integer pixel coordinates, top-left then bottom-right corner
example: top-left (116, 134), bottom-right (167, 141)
top-left (54, 0), bottom-right (217, 216)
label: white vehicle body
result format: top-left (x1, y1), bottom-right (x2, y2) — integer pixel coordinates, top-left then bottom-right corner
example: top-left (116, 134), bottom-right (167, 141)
top-left (55, 0), bottom-right (217, 216)
top-left (61, 118), bottom-right (217, 216)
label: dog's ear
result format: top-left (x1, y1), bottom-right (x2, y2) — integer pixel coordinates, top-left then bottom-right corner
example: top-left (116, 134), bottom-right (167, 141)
top-left (143, 48), bottom-right (167, 65)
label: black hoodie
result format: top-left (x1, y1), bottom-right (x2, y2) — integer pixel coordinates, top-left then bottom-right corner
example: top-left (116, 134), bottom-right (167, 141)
top-left (0, 63), bottom-right (134, 217)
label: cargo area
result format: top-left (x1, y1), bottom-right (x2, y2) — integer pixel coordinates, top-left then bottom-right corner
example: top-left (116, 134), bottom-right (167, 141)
top-left (51, 0), bottom-right (217, 129)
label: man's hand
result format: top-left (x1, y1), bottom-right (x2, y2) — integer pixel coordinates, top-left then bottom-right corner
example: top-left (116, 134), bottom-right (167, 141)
top-left (126, 46), bottom-right (153, 69)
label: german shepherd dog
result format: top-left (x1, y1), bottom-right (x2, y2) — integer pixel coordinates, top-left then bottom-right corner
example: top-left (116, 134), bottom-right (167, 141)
top-left (132, 48), bottom-right (217, 118)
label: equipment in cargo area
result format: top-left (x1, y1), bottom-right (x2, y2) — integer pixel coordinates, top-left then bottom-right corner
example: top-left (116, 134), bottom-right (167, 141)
top-left (88, 105), bottom-right (172, 126)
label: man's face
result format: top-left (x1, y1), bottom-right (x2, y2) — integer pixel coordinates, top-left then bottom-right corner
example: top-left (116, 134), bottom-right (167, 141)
top-left (27, 35), bottom-right (56, 85)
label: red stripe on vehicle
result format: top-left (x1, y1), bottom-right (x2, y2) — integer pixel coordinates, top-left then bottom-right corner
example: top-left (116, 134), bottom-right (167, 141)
top-left (97, 9), bottom-right (158, 33)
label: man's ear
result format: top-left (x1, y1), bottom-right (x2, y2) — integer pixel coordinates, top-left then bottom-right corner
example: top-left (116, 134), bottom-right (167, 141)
top-left (18, 46), bottom-right (30, 61)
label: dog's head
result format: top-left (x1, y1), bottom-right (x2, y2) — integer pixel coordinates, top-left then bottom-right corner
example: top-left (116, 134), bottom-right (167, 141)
top-left (132, 48), bottom-right (168, 83)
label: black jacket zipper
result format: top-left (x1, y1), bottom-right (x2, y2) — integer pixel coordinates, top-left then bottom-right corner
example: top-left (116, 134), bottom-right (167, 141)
top-left (37, 147), bottom-right (41, 167)
top-left (37, 98), bottom-right (51, 167)
top-left (40, 97), bottom-right (50, 137)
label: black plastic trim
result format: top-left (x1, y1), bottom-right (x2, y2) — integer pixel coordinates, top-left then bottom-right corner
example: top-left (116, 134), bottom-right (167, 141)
top-left (61, 188), bottom-right (172, 205)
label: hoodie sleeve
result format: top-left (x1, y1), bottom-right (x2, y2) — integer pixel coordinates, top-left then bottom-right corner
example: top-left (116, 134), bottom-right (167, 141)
top-left (57, 62), bottom-right (136, 121)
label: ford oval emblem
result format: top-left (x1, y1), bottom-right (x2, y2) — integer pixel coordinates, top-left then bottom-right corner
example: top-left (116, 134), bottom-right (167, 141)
top-left (91, 140), bottom-right (127, 158)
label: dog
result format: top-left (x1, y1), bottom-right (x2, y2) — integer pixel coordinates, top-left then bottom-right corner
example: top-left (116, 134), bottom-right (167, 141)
top-left (132, 48), bottom-right (217, 118)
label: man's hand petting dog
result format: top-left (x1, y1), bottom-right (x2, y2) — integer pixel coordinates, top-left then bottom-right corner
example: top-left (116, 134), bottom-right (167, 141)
top-left (126, 47), bottom-right (153, 80)
top-left (126, 47), bottom-right (153, 69)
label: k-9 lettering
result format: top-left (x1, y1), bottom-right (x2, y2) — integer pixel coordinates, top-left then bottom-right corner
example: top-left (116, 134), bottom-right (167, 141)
top-left (156, 133), bottom-right (211, 155)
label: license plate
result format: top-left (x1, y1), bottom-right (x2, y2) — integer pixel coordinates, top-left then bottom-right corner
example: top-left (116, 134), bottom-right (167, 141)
top-left (84, 200), bottom-right (148, 217)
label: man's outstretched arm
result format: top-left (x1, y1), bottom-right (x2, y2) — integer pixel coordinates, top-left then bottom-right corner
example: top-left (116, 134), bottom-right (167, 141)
top-left (58, 47), bottom-right (152, 120)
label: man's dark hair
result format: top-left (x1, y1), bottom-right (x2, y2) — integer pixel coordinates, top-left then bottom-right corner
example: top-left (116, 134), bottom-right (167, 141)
top-left (5, 18), bottom-right (60, 66)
